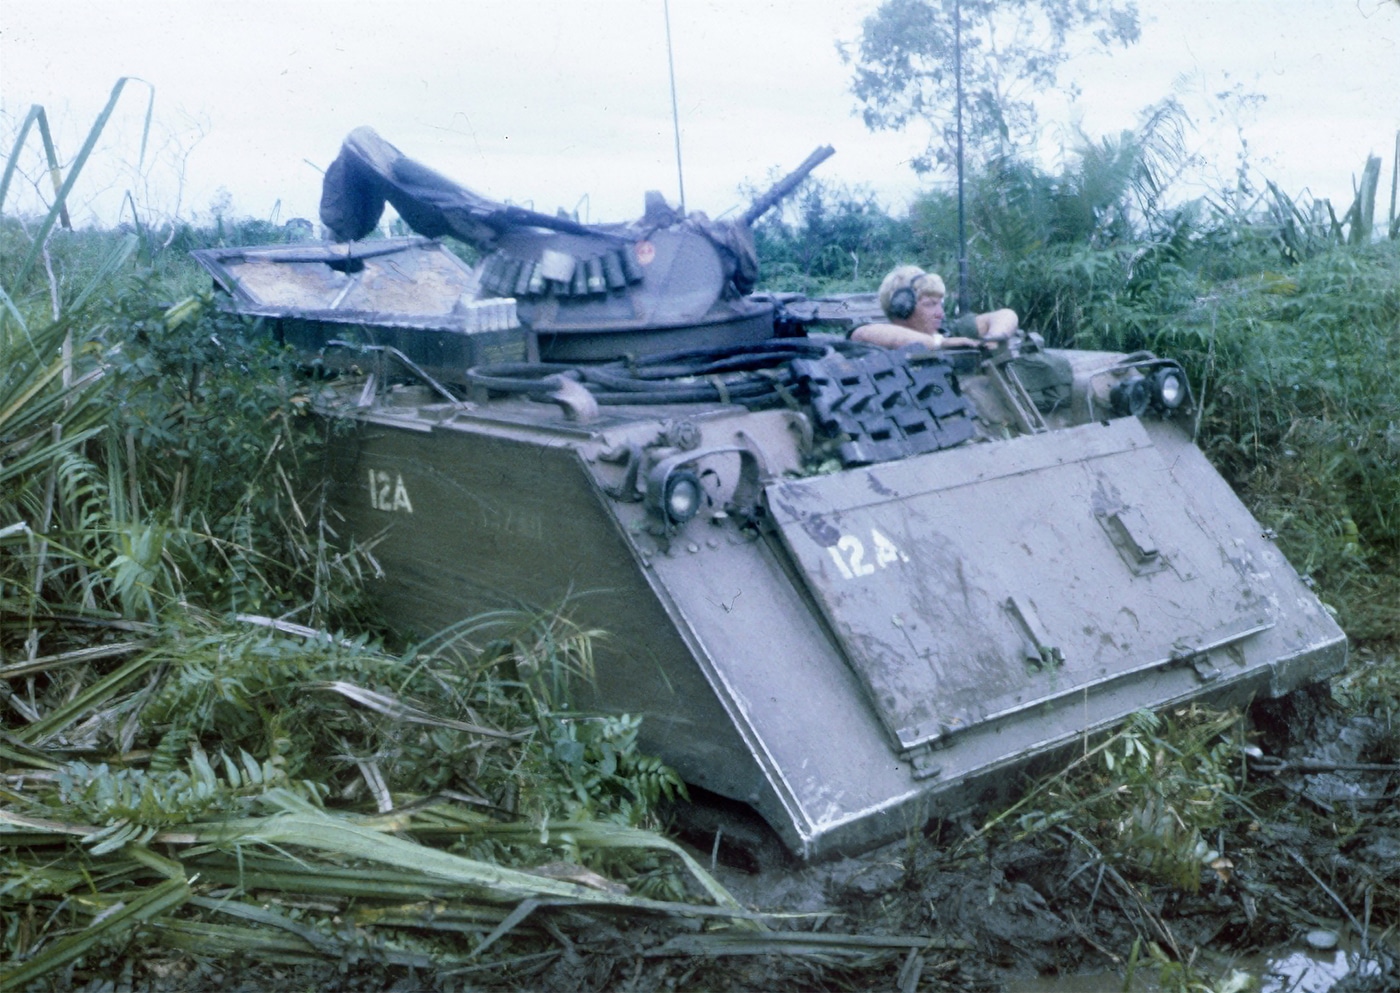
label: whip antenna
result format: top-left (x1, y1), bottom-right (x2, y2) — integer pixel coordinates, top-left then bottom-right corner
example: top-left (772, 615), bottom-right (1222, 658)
top-left (663, 0), bottom-right (686, 214)
top-left (954, 0), bottom-right (969, 315)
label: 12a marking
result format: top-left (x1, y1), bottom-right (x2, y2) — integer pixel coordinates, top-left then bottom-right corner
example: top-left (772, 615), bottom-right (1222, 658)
top-left (827, 529), bottom-right (908, 579)
top-left (368, 469), bottom-right (414, 513)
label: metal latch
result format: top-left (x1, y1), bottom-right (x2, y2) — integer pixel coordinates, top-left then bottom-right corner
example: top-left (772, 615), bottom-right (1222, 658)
top-left (1097, 505), bottom-right (1168, 575)
top-left (1171, 645), bottom-right (1222, 683)
top-left (1006, 595), bottom-right (1064, 670)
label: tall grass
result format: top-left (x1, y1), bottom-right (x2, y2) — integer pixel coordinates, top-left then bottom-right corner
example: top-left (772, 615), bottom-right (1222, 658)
top-left (971, 162), bottom-right (1400, 638)
top-left (1, 91), bottom-right (730, 987)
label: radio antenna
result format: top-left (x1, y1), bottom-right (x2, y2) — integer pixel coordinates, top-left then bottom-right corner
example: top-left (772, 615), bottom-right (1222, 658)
top-left (663, 0), bottom-right (687, 214)
top-left (954, 0), bottom-right (969, 315)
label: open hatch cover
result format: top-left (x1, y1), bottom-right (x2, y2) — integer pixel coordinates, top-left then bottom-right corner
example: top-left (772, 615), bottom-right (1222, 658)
top-left (766, 418), bottom-right (1274, 759)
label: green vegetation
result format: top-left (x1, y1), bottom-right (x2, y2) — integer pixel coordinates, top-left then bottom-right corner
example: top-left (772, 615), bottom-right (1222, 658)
top-left (0, 88), bottom-right (740, 990)
top-left (987, 706), bottom-right (1245, 894)
top-left (759, 113), bottom-right (1400, 638)
top-left (750, 177), bottom-right (915, 294)
top-left (2, 76), bottom-right (1398, 987)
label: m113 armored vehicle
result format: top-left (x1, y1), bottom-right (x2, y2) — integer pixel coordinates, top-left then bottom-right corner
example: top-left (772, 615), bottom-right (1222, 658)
top-left (193, 128), bottom-right (1346, 859)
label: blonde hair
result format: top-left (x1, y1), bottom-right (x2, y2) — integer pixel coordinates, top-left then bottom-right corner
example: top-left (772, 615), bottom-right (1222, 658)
top-left (878, 265), bottom-right (946, 318)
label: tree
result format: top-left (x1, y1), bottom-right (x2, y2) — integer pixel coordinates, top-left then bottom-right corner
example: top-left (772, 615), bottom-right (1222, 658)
top-left (843, 0), bottom-right (1141, 172)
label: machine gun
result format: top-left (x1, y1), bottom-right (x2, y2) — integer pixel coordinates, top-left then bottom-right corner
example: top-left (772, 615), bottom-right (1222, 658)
top-left (741, 144), bottom-right (834, 226)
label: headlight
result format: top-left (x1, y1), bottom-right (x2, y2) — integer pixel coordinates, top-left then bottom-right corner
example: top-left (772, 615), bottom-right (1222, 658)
top-left (642, 444), bottom-right (764, 532)
top-left (1151, 367), bottom-right (1186, 411)
top-left (1110, 377), bottom-right (1149, 418)
top-left (662, 470), bottom-right (703, 525)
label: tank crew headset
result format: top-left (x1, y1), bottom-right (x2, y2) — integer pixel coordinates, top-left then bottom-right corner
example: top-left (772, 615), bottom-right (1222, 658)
top-left (887, 273), bottom-right (932, 320)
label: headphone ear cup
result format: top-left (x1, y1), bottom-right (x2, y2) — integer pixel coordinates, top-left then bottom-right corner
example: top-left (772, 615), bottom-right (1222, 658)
top-left (888, 286), bottom-right (916, 320)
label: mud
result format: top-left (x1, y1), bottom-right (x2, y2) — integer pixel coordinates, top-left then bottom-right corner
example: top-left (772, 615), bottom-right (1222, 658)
top-left (519, 659), bottom-right (1398, 991)
top-left (77, 657), bottom-right (1400, 993)
top-left (620, 656), bottom-right (1400, 992)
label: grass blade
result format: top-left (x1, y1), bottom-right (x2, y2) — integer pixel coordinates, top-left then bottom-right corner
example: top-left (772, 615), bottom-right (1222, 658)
top-left (10, 78), bottom-right (153, 294)
top-left (0, 876), bottom-right (190, 988)
top-left (12, 650), bottom-right (159, 743)
top-left (68, 232), bottom-right (139, 312)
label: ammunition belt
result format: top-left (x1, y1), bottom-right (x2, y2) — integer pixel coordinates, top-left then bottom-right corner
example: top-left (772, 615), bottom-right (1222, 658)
top-left (477, 246), bottom-right (643, 299)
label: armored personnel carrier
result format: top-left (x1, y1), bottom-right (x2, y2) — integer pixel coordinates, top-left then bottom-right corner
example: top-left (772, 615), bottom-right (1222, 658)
top-left (192, 130), bottom-right (1346, 859)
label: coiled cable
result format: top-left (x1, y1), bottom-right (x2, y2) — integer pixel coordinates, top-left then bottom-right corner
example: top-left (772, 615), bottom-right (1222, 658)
top-left (464, 337), bottom-right (874, 407)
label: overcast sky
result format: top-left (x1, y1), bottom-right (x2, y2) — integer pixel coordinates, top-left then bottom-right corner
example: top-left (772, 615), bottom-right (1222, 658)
top-left (3, 0), bottom-right (1398, 231)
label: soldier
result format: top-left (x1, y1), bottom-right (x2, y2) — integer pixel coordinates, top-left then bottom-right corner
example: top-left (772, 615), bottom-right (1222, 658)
top-left (852, 265), bottom-right (1019, 350)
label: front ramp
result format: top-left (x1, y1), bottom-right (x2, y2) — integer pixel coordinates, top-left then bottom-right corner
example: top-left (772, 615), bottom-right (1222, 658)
top-left (766, 419), bottom-right (1281, 763)
top-left (633, 416), bottom-right (1341, 856)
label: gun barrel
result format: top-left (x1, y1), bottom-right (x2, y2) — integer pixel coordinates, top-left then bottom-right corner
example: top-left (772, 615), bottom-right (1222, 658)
top-left (740, 145), bottom-right (835, 227)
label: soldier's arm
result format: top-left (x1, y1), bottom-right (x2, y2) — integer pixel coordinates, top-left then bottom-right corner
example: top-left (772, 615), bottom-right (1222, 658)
top-left (851, 323), bottom-right (943, 349)
top-left (974, 308), bottom-right (1020, 340)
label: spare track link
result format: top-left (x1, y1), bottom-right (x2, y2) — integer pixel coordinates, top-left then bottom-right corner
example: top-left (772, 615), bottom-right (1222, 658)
top-left (793, 350), bottom-right (976, 466)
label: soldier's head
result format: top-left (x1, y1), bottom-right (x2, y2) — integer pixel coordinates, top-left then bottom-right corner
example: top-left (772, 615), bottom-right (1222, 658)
top-left (879, 265), bottom-right (946, 333)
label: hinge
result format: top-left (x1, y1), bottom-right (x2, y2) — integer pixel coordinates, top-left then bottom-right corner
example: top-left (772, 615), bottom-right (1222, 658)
top-left (901, 743), bottom-right (945, 782)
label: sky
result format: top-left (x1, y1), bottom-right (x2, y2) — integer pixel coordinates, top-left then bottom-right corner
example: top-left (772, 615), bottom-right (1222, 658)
top-left (2, 0), bottom-right (1398, 233)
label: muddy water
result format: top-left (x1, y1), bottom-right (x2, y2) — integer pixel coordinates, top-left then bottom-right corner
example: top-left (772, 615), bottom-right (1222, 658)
top-left (1003, 943), bottom-right (1363, 992)
top-left (682, 672), bottom-right (1400, 993)
top-left (1258, 946), bottom-right (1370, 992)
